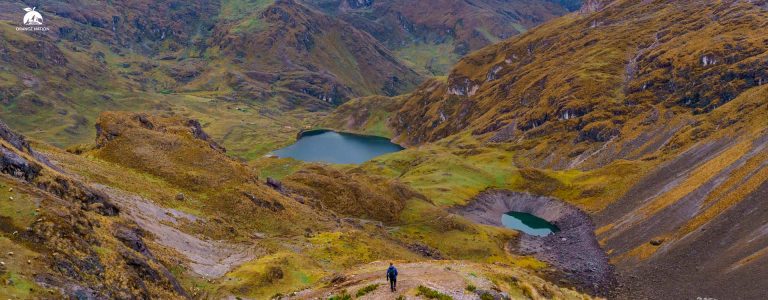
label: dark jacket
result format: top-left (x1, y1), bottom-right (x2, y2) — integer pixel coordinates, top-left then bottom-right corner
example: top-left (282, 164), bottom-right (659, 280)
top-left (386, 266), bottom-right (398, 281)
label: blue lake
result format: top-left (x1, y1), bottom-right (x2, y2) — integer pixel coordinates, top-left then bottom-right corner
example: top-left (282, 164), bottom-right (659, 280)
top-left (272, 130), bottom-right (404, 164)
top-left (501, 211), bottom-right (560, 236)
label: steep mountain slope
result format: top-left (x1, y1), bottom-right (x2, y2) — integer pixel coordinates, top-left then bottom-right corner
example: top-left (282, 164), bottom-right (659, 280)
top-left (210, 0), bottom-right (424, 104)
top-left (317, 94), bottom-right (409, 137)
top-left (4, 0), bottom-right (766, 298)
top-left (391, 0), bottom-right (767, 168)
top-left (322, 0), bottom-right (768, 298)
top-left (305, 0), bottom-right (579, 75)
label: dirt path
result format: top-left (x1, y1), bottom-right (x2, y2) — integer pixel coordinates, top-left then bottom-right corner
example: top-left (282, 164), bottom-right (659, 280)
top-left (290, 261), bottom-right (594, 300)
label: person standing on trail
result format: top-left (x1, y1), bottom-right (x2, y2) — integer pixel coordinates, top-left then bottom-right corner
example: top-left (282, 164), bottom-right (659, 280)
top-left (386, 262), bottom-right (398, 292)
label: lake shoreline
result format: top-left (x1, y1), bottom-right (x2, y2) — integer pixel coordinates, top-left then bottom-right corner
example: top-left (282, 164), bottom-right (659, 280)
top-left (296, 128), bottom-right (408, 149)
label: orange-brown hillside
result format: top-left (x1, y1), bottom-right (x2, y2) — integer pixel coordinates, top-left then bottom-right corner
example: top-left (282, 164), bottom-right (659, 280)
top-left (91, 112), bottom-right (334, 236)
top-left (391, 0), bottom-right (767, 169)
top-left (0, 119), bottom-right (189, 298)
top-left (340, 1), bottom-right (768, 299)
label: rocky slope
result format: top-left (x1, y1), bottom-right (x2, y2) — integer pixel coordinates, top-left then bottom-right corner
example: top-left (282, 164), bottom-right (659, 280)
top-left (4, 0), bottom-right (766, 298)
top-left (322, 0), bottom-right (768, 298)
top-left (390, 0), bottom-right (767, 161)
top-left (0, 119), bottom-right (187, 298)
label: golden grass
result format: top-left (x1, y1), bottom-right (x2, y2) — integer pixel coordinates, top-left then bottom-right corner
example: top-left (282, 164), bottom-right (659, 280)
top-left (640, 140), bottom-right (753, 217)
top-left (677, 151), bottom-right (768, 237)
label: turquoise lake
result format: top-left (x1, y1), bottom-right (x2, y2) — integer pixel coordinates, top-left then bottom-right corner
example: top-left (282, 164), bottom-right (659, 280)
top-left (272, 130), bottom-right (404, 164)
top-left (501, 211), bottom-right (560, 236)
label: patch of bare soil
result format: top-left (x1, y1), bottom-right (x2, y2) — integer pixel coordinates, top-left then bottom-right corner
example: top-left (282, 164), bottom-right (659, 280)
top-left (454, 190), bottom-right (616, 296)
top-left (93, 185), bottom-right (263, 278)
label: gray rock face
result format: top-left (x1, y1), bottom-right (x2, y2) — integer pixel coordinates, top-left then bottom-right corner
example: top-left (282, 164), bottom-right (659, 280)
top-left (266, 177), bottom-right (285, 192)
top-left (0, 120), bottom-right (32, 153)
top-left (0, 120), bottom-right (45, 181)
top-left (579, 0), bottom-right (611, 14)
top-left (0, 146), bottom-right (41, 181)
top-left (0, 119), bottom-right (118, 216)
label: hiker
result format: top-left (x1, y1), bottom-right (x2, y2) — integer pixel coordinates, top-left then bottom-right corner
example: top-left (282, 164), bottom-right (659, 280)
top-left (386, 262), bottom-right (398, 292)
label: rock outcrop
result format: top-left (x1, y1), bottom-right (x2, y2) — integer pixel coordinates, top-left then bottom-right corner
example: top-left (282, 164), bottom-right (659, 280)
top-left (0, 119), bottom-right (193, 298)
top-left (579, 0), bottom-right (612, 14)
top-left (1, 119), bottom-right (118, 216)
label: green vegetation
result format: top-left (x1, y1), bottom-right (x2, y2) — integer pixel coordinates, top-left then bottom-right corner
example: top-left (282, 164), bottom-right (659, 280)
top-left (480, 293), bottom-right (495, 300)
top-left (394, 41), bottom-right (461, 76)
top-left (475, 27), bottom-right (501, 43)
top-left (319, 95), bottom-right (408, 138)
top-left (0, 236), bottom-right (44, 298)
top-left (220, 0), bottom-right (276, 33)
top-left (2, 0), bottom-right (765, 299)
top-left (328, 290), bottom-right (352, 300)
top-left (355, 283), bottom-right (380, 297)
top-left (417, 285), bottom-right (453, 300)
top-left (220, 0), bottom-right (275, 20)
top-left (0, 271), bottom-right (36, 299)
top-left (223, 252), bottom-right (324, 299)
top-left (306, 231), bottom-right (421, 269)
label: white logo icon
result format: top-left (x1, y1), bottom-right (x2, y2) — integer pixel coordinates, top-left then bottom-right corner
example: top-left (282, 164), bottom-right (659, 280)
top-left (23, 7), bottom-right (43, 26)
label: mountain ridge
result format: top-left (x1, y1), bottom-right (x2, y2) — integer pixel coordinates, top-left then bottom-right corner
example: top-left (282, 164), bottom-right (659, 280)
top-left (322, 1), bottom-right (768, 298)
top-left (3, 0), bottom-right (767, 299)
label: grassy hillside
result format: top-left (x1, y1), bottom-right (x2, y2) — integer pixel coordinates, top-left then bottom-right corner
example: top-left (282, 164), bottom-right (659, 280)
top-left (3, 0), bottom-right (766, 298)
top-left (1, 112), bottom-right (594, 298)
top-left (322, 1), bottom-right (768, 298)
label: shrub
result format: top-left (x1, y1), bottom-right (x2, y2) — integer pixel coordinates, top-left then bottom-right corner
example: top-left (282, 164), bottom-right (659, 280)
top-left (480, 292), bottom-right (495, 300)
top-left (417, 285), bottom-right (453, 300)
top-left (466, 284), bottom-right (477, 292)
top-left (356, 284), bottom-right (381, 297)
top-left (328, 290), bottom-right (352, 300)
